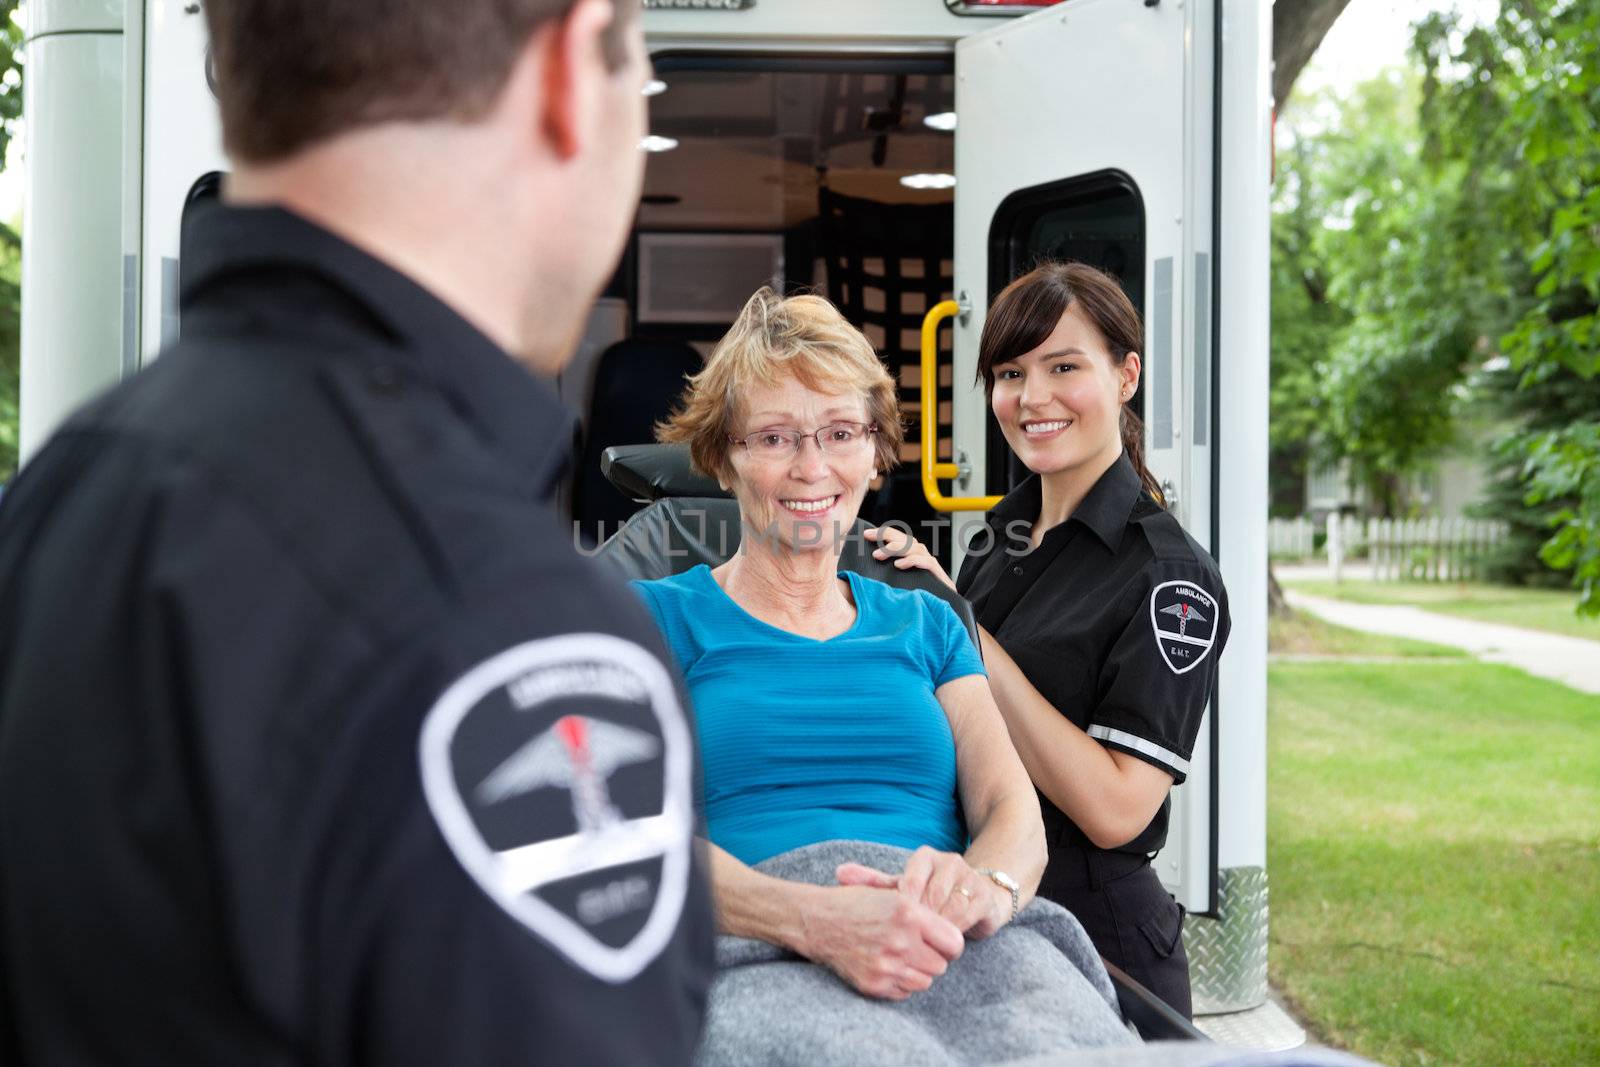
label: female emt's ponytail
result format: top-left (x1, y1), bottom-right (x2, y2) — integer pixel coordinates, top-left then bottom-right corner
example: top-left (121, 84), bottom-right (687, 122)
top-left (976, 261), bottom-right (1165, 507)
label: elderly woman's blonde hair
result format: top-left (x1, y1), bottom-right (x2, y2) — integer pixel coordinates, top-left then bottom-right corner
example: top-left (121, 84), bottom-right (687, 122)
top-left (658, 288), bottom-right (904, 483)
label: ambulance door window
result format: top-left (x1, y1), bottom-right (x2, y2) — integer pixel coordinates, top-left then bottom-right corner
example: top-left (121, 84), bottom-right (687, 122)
top-left (983, 171), bottom-right (1145, 491)
top-left (163, 170), bottom-right (226, 345)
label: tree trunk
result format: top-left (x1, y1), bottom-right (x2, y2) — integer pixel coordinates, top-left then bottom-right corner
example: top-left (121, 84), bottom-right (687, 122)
top-left (1273, 0), bottom-right (1357, 110)
top-left (1268, 562), bottom-right (1293, 618)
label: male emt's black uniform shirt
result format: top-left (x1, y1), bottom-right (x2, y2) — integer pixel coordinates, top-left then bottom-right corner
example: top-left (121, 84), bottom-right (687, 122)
top-left (0, 205), bottom-right (712, 1065)
top-left (956, 453), bottom-right (1230, 857)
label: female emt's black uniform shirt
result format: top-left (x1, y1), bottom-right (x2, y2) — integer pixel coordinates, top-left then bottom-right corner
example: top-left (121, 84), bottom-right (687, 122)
top-left (0, 205), bottom-right (712, 1065)
top-left (956, 453), bottom-right (1230, 856)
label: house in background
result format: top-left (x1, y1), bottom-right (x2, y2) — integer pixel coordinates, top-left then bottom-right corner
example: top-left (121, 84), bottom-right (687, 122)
top-left (1304, 448), bottom-right (1490, 523)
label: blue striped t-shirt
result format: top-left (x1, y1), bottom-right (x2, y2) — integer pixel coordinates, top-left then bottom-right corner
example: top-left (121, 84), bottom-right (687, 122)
top-left (633, 564), bottom-right (986, 866)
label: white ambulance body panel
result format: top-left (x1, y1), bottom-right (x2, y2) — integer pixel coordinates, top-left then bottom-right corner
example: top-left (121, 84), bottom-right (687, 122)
top-left (1212, 0), bottom-right (1271, 885)
top-left (645, 0), bottom-right (966, 48)
top-left (18, 0), bottom-right (124, 461)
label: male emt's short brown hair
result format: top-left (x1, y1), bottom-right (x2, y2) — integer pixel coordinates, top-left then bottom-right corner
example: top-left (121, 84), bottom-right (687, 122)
top-left (204, 0), bottom-right (637, 164)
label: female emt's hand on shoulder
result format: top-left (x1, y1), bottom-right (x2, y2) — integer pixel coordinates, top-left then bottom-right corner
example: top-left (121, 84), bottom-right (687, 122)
top-left (863, 525), bottom-right (956, 590)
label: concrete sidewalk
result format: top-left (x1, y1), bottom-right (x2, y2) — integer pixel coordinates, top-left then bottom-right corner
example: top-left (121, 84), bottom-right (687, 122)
top-left (1273, 562), bottom-right (1370, 583)
top-left (1285, 590), bottom-right (1600, 696)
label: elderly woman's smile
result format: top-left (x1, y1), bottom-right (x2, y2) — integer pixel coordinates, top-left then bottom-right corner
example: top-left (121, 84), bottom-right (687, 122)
top-left (782, 496), bottom-right (836, 513)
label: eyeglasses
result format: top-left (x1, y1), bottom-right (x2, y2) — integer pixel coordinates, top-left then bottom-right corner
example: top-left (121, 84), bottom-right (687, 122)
top-left (729, 421), bottom-right (878, 460)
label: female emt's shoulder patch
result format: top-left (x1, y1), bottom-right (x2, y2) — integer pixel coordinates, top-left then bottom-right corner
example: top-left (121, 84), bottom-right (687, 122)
top-left (418, 633), bottom-right (693, 983)
top-left (1148, 579), bottom-right (1219, 675)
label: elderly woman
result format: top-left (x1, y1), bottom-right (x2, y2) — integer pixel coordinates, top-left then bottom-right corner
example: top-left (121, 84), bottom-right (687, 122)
top-left (631, 288), bottom-right (1047, 1002)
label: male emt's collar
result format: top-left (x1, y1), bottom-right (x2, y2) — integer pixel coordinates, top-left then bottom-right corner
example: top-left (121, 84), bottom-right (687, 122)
top-left (988, 451), bottom-right (1145, 553)
top-left (178, 201), bottom-right (578, 493)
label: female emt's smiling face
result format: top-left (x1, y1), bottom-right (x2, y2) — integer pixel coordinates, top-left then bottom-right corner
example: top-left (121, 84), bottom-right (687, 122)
top-left (990, 302), bottom-right (1140, 478)
top-left (725, 376), bottom-right (877, 553)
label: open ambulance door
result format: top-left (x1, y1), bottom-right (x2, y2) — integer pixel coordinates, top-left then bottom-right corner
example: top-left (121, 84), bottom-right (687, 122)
top-left (949, 0), bottom-right (1218, 918)
top-left (130, 0), bottom-right (228, 365)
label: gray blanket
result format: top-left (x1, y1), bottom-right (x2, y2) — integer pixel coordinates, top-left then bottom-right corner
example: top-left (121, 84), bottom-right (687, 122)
top-left (696, 840), bottom-right (1140, 1066)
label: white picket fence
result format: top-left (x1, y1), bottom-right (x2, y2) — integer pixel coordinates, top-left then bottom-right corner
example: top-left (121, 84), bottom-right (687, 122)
top-left (1268, 515), bottom-right (1508, 582)
top-left (1364, 517), bottom-right (1508, 582)
top-left (1269, 516), bottom-right (1362, 559)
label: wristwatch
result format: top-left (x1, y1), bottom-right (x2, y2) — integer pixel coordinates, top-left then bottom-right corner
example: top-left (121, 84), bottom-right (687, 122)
top-left (974, 867), bottom-right (1020, 923)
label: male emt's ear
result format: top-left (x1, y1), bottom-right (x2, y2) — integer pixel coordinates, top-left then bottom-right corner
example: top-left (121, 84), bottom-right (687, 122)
top-left (542, 0), bottom-right (617, 161)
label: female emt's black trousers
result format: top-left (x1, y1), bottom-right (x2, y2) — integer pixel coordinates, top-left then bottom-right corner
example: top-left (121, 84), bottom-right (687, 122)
top-left (1039, 846), bottom-right (1192, 1019)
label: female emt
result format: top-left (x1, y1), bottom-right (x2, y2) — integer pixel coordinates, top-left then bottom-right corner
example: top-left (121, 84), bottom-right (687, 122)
top-left (865, 261), bottom-right (1229, 1017)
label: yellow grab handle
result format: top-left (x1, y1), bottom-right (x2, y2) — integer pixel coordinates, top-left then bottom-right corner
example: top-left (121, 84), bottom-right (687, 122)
top-left (920, 300), bottom-right (1002, 513)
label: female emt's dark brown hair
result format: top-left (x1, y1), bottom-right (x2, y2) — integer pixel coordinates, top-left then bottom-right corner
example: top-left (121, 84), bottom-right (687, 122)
top-left (976, 261), bottom-right (1165, 506)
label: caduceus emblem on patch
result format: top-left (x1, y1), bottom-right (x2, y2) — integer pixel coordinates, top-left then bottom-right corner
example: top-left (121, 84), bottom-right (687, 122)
top-left (419, 634), bottom-right (693, 984)
top-left (1148, 579), bottom-right (1219, 675)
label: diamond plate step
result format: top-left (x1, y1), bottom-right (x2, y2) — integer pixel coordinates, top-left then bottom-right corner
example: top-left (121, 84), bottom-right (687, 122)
top-left (1194, 997), bottom-right (1307, 1051)
top-left (1186, 865), bottom-right (1269, 1013)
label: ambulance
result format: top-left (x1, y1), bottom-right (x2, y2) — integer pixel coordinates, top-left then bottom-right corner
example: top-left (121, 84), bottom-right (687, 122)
top-left (21, 0), bottom-right (1277, 1042)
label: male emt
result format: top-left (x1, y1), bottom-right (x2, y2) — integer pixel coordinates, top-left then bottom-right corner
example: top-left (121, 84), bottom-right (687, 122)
top-left (0, 1), bottom-right (713, 1062)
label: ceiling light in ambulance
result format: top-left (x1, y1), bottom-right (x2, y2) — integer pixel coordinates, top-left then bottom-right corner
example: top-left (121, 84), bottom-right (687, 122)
top-left (642, 0), bottom-right (754, 8)
top-left (900, 173), bottom-right (956, 190)
top-left (953, 0), bottom-right (1065, 8)
top-left (923, 112), bottom-right (958, 132)
top-left (643, 79), bottom-right (668, 97)
top-left (640, 135), bottom-right (679, 153)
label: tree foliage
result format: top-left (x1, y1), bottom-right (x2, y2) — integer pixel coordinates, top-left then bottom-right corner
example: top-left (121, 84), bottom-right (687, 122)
top-left (0, 0), bottom-right (21, 484)
top-left (1269, 123), bottom-right (1348, 515)
top-left (1468, 359), bottom-right (1600, 586)
top-left (1496, 1), bottom-right (1600, 612)
top-left (1274, 71), bottom-right (1487, 515)
top-left (0, 223), bottom-right (17, 483)
top-left (1274, 0), bottom-right (1600, 611)
top-left (1409, 0), bottom-right (1600, 611)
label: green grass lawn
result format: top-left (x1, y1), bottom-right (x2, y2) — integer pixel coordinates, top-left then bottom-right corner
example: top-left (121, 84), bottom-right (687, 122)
top-left (1283, 578), bottom-right (1600, 642)
top-left (1269, 650), bottom-right (1600, 1065)
top-left (1269, 610), bottom-right (1468, 659)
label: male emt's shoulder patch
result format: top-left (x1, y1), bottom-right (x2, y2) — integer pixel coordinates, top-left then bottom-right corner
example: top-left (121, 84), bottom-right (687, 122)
top-left (419, 633), bottom-right (693, 983)
top-left (1148, 579), bottom-right (1220, 676)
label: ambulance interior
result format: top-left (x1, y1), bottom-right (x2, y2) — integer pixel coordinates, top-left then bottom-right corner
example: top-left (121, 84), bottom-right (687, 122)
top-left (568, 57), bottom-right (1147, 553)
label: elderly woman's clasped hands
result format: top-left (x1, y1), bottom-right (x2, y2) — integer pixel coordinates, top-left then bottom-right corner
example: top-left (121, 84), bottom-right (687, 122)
top-left (800, 847), bottom-right (1013, 1000)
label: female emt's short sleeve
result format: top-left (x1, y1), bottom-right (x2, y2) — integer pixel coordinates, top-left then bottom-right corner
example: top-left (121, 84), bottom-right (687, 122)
top-left (956, 453), bottom-right (1229, 855)
top-left (1086, 562), bottom-right (1225, 783)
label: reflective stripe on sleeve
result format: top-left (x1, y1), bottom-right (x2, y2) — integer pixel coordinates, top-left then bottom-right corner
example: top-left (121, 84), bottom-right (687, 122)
top-left (1086, 724), bottom-right (1190, 775)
